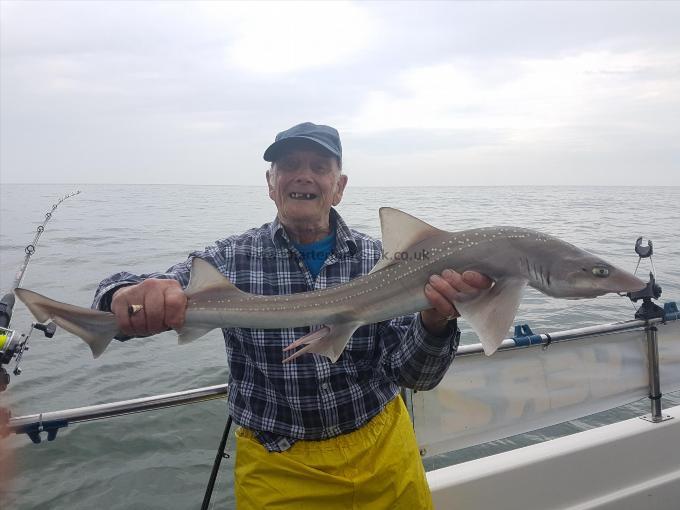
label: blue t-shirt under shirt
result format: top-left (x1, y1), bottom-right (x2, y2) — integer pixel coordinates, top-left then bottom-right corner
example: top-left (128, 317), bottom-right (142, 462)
top-left (293, 231), bottom-right (336, 279)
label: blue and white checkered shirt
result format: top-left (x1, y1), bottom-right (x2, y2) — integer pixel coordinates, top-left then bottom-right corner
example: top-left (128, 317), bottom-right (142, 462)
top-left (93, 209), bottom-right (459, 452)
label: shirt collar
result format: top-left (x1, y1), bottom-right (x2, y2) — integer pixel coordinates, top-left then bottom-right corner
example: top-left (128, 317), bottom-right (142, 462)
top-left (269, 208), bottom-right (357, 256)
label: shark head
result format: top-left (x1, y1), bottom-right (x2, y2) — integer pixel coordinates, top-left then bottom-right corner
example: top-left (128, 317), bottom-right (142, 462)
top-left (541, 249), bottom-right (646, 299)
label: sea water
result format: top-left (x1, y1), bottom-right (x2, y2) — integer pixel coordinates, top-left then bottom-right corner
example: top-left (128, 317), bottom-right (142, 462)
top-left (1, 184), bottom-right (679, 509)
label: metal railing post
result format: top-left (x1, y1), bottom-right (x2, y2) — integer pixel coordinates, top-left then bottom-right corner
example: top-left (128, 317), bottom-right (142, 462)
top-left (642, 324), bottom-right (672, 423)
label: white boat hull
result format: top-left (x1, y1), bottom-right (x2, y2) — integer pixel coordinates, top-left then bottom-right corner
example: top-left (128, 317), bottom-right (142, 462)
top-left (428, 403), bottom-right (680, 509)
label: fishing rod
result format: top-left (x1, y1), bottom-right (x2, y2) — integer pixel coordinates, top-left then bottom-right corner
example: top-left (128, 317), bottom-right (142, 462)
top-left (0, 190), bottom-right (81, 393)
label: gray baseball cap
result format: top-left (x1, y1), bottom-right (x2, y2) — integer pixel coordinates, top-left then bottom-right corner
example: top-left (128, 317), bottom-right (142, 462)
top-left (263, 122), bottom-right (342, 162)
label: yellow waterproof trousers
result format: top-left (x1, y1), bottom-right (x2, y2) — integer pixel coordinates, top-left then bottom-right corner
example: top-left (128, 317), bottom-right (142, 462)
top-left (234, 396), bottom-right (433, 510)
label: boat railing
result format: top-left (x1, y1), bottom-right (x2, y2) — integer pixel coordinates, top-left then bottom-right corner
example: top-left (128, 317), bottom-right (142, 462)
top-left (7, 384), bottom-right (228, 443)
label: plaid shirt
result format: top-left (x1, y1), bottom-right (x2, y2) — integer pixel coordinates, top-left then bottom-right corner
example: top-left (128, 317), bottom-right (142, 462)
top-left (93, 209), bottom-right (459, 452)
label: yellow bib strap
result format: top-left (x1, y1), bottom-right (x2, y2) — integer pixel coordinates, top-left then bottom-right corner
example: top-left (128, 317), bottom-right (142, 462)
top-left (234, 396), bottom-right (433, 510)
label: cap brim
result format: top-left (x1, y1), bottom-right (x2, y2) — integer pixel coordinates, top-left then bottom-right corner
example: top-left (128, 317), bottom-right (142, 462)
top-left (263, 136), bottom-right (340, 162)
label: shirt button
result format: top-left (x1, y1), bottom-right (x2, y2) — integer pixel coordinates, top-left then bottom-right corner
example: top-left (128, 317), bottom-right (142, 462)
top-left (320, 383), bottom-right (330, 391)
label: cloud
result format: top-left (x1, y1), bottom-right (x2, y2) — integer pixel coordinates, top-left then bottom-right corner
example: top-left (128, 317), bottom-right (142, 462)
top-left (346, 49), bottom-right (680, 150)
top-left (196, 1), bottom-right (376, 74)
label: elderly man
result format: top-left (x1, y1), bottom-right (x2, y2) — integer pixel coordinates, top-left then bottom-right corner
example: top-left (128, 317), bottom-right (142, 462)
top-left (93, 122), bottom-right (491, 509)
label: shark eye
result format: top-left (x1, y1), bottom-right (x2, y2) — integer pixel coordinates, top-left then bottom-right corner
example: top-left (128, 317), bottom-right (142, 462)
top-left (592, 267), bottom-right (609, 278)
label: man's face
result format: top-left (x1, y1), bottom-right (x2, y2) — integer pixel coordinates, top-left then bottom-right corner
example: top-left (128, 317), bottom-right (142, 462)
top-left (266, 148), bottom-right (347, 226)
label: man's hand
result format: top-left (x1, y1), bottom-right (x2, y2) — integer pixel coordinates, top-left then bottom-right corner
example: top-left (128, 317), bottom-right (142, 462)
top-left (421, 270), bottom-right (493, 335)
top-left (111, 279), bottom-right (187, 337)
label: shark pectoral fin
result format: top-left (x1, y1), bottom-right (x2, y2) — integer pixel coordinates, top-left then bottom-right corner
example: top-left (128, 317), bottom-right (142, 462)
top-left (177, 326), bottom-right (213, 345)
top-left (283, 323), bottom-right (360, 364)
top-left (14, 288), bottom-right (120, 359)
top-left (455, 277), bottom-right (527, 356)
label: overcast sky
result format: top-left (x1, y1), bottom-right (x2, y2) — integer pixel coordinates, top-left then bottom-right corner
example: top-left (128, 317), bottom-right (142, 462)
top-left (1, 1), bottom-right (678, 186)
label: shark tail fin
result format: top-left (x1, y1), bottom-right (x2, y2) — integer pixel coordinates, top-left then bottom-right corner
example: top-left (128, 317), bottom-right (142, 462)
top-left (455, 277), bottom-right (527, 356)
top-left (14, 288), bottom-right (120, 358)
top-left (282, 322), bottom-right (360, 363)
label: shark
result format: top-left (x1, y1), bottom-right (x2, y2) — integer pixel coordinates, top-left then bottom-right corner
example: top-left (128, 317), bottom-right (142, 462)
top-left (14, 207), bottom-right (645, 362)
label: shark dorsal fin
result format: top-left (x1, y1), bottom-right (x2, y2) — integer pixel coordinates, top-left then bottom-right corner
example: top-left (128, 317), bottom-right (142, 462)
top-left (178, 258), bottom-right (243, 346)
top-left (185, 258), bottom-right (240, 296)
top-left (370, 207), bottom-right (444, 274)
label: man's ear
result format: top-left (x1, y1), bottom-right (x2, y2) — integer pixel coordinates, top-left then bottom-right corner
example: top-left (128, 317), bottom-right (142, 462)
top-left (332, 174), bottom-right (348, 206)
top-left (266, 170), bottom-right (274, 196)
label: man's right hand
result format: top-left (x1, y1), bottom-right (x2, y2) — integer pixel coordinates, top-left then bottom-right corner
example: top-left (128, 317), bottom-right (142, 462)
top-left (110, 279), bottom-right (187, 337)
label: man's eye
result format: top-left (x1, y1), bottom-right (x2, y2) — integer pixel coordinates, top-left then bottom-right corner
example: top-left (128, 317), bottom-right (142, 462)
top-left (279, 159), bottom-right (298, 171)
top-left (312, 165), bottom-right (329, 173)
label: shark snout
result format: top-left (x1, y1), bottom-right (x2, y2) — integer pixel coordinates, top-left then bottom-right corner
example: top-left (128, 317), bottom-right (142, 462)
top-left (608, 271), bottom-right (646, 293)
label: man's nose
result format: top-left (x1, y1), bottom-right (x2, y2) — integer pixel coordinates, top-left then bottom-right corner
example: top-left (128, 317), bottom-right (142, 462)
top-left (293, 165), bottom-right (314, 182)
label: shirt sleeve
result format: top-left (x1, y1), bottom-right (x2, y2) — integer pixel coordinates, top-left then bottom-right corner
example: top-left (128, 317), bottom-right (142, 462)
top-left (378, 313), bottom-right (460, 391)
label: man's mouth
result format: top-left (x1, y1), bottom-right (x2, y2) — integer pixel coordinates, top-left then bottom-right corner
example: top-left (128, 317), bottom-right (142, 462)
top-left (289, 192), bottom-right (317, 200)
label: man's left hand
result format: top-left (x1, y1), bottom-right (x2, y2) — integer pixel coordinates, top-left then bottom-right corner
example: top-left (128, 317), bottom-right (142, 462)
top-left (421, 270), bottom-right (493, 335)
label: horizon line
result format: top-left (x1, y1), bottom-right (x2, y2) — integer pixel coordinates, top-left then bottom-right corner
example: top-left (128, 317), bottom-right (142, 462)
top-left (2, 182), bottom-right (679, 188)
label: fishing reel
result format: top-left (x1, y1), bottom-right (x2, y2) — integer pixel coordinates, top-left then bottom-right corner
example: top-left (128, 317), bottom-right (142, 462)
top-left (0, 293), bottom-right (56, 392)
top-left (0, 328), bottom-right (19, 391)
top-left (1, 325), bottom-right (57, 392)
